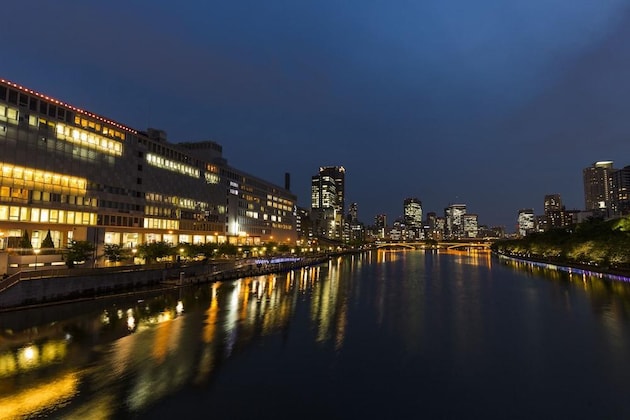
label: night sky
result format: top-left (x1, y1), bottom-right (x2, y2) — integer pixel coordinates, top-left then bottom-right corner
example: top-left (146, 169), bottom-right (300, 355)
top-left (3, 1), bottom-right (630, 230)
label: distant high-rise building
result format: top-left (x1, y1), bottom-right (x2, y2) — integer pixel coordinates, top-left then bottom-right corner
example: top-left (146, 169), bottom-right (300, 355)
top-left (583, 161), bottom-right (614, 213)
top-left (403, 198), bottom-right (423, 228)
top-left (462, 214), bottom-right (479, 238)
top-left (311, 166), bottom-right (346, 239)
top-left (611, 166), bottom-right (630, 216)
top-left (348, 202), bottom-right (358, 223)
top-left (543, 194), bottom-right (567, 230)
top-left (445, 204), bottom-right (466, 239)
top-left (518, 209), bottom-right (535, 237)
top-left (375, 214), bottom-right (387, 239)
top-left (544, 194), bottom-right (563, 213)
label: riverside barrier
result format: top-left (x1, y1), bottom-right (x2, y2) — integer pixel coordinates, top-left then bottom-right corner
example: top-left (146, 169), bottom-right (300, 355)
top-left (0, 255), bottom-right (334, 310)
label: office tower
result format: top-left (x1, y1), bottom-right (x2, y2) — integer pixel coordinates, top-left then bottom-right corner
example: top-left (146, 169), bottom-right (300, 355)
top-left (0, 78), bottom-right (296, 271)
top-left (583, 161), bottom-right (614, 213)
top-left (375, 214), bottom-right (387, 239)
top-left (445, 204), bottom-right (466, 239)
top-left (311, 166), bottom-right (345, 239)
top-left (403, 198), bottom-right (423, 228)
top-left (517, 209), bottom-right (535, 237)
top-left (611, 166), bottom-right (630, 216)
top-left (544, 194), bottom-right (563, 213)
top-left (462, 214), bottom-right (478, 238)
top-left (543, 193), bottom-right (566, 230)
top-left (348, 202), bottom-right (358, 223)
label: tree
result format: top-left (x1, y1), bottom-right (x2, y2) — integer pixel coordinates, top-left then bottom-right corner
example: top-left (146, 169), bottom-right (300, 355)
top-left (217, 243), bottom-right (237, 257)
top-left (65, 240), bottom-right (95, 268)
top-left (103, 244), bottom-right (129, 264)
top-left (138, 241), bottom-right (174, 263)
top-left (41, 230), bottom-right (55, 254)
top-left (19, 230), bottom-right (33, 249)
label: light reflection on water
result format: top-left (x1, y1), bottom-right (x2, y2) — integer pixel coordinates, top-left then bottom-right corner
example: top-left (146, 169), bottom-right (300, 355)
top-left (0, 251), bottom-right (629, 418)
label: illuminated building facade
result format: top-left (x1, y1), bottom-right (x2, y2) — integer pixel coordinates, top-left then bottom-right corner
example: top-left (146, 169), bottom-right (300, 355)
top-left (0, 78), bottom-right (296, 264)
top-left (462, 214), bottom-right (478, 238)
top-left (445, 203), bottom-right (466, 239)
top-left (611, 166), bottom-right (630, 216)
top-left (311, 166), bottom-right (345, 240)
top-left (517, 209), bottom-right (535, 237)
top-left (583, 161), bottom-right (614, 214)
top-left (403, 197), bottom-right (423, 239)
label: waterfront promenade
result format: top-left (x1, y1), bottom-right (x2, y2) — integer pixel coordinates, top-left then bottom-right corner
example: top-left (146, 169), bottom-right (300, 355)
top-left (0, 253), bottom-right (341, 310)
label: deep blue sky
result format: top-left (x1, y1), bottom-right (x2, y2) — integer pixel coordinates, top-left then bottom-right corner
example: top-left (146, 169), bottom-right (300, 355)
top-left (3, 1), bottom-right (630, 230)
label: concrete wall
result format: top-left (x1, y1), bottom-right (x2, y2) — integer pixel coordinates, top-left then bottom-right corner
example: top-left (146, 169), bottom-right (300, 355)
top-left (0, 263), bottom-right (215, 309)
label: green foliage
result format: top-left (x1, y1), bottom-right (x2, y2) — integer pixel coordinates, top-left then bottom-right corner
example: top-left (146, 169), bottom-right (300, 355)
top-left (217, 243), bottom-right (237, 256)
top-left (103, 244), bottom-right (129, 263)
top-left (65, 240), bottom-right (95, 268)
top-left (138, 241), bottom-right (174, 263)
top-left (494, 216), bottom-right (630, 268)
top-left (41, 230), bottom-right (55, 248)
top-left (19, 230), bottom-right (33, 249)
top-left (277, 244), bottom-right (291, 253)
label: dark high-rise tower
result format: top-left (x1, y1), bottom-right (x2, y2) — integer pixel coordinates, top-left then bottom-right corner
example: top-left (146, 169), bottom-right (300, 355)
top-left (311, 166), bottom-right (346, 239)
top-left (583, 161), bottom-right (614, 213)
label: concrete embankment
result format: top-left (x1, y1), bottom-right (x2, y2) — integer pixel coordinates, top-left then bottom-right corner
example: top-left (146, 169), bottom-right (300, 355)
top-left (495, 252), bottom-right (630, 281)
top-left (0, 255), bottom-right (334, 310)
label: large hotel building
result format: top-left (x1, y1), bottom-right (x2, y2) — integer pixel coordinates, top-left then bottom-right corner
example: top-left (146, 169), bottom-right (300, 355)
top-left (0, 78), bottom-right (297, 266)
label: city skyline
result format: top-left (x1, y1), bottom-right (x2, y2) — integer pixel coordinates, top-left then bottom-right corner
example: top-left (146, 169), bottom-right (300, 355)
top-left (3, 1), bottom-right (630, 228)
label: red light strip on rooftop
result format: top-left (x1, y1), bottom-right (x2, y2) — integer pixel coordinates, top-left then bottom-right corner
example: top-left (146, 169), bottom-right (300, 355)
top-left (1, 78), bottom-right (138, 134)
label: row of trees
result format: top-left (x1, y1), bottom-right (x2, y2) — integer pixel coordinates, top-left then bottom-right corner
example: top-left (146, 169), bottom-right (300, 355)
top-left (492, 217), bottom-right (630, 269)
top-left (12, 233), bottom-right (296, 268)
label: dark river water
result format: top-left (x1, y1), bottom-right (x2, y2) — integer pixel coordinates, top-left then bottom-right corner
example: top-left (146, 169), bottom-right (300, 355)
top-left (2, 250), bottom-right (630, 419)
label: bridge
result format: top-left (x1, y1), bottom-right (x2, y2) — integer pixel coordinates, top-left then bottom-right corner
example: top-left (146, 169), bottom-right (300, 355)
top-left (375, 240), bottom-right (493, 250)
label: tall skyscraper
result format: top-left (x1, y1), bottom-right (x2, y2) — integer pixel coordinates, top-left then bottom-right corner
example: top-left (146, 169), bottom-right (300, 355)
top-left (311, 166), bottom-right (345, 239)
top-left (403, 198), bottom-right (423, 228)
top-left (583, 161), bottom-right (614, 213)
top-left (462, 214), bottom-right (479, 238)
top-left (445, 204), bottom-right (466, 239)
top-left (348, 202), bottom-right (358, 223)
top-left (611, 166), bottom-right (630, 216)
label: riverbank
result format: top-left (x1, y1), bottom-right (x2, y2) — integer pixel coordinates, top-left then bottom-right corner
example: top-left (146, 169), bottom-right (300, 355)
top-left (0, 251), bottom-right (358, 311)
top-left (495, 251), bottom-right (630, 282)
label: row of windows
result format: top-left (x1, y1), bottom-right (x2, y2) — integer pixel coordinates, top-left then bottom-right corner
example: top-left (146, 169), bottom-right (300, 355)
top-left (204, 172), bottom-right (220, 184)
top-left (0, 205), bottom-right (96, 225)
top-left (145, 141), bottom-right (198, 165)
top-left (73, 116), bottom-right (125, 141)
top-left (272, 223), bottom-right (294, 231)
top-left (0, 163), bottom-right (87, 194)
top-left (99, 200), bottom-right (142, 212)
top-left (55, 122), bottom-right (123, 156)
top-left (0, 87), bottom-right (74, 123)
top-left (145, 206), bottom-right (179, 218)
top-left (1, 84), bottom-right (132, 138)
top-left (98, 215), bottom-right (141, 227)
top-left (146, 153), bottom-right (199, 178)
top-left (31, 190), bottom-right (96, 207)
top-left (144, 217), bottom-right (179, 230)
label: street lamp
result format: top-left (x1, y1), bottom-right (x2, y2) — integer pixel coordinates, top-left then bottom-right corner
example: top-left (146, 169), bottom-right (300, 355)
top-left (34, 248), bottom-right (40, 271)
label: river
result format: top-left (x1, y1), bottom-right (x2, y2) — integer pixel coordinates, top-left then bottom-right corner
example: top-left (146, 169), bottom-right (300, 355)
top-left (1, 250), bottom-right (630, 419)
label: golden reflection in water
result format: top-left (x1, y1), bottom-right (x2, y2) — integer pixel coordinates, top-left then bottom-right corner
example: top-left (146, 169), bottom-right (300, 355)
top-left (377, 249), bottom-right (404, 264)
top-left (440, 249), bottom-right (492, 267)
top-left (0, 371), bottom-right (79, 419)
top-left (501, 256), bottom-right (630, 358)
top-left (0, 340), bottom-right (68, 379)
top-left (309, 256), bottom-right (349, 348)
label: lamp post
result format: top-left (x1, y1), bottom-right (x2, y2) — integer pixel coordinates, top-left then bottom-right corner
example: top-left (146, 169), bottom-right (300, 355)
top-left (34, 248), bottom-right (40, 271)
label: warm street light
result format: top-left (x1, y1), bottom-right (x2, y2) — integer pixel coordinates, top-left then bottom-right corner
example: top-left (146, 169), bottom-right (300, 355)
top-left (34, 248), bottom-right (40, 271)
